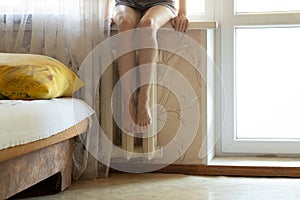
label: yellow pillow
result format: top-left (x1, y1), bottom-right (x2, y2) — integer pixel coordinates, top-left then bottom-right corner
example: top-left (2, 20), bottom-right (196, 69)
top-left (0, 53), bottom-right (84, 100)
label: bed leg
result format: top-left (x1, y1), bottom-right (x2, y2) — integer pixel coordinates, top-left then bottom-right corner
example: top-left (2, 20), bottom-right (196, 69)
top-left (57, 138), bottom-right (73, 192)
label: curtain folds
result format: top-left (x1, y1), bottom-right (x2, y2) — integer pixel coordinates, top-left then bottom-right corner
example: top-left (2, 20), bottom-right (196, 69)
top-left (0, 0), bottom-right (113, 179)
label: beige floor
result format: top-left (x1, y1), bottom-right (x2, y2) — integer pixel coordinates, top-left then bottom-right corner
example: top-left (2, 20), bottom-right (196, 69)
top-left (22, 173), bottom-right (300, 200)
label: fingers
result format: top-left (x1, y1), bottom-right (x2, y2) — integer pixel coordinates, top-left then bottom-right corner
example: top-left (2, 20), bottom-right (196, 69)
top-left (110, 18), bottom-right (115, 25)
top-left (171, 18), bottom-right (175, 28)
top-left (172, 15), bottom-right (189, 32)
top-left (183, 18), bottom-right (189, 32)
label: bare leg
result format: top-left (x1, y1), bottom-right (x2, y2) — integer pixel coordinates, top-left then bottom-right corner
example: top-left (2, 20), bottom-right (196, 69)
top-left (113, 5), bottom-right (142, 132)
top-left (137, 5), bottom-right (174, 128)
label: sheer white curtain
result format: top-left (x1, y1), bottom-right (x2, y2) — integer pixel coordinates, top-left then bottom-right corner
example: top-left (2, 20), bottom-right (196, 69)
top-left (0, 0), bottom-right (113, 179)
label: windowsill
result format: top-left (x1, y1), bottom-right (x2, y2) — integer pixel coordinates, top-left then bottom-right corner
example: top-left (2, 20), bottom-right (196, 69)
top-left (110, 21), bottom-right (218, 31)
top-left (209, 156), bottom-right (300, 167)
top-left (163, 21), bottom-right (218, 30)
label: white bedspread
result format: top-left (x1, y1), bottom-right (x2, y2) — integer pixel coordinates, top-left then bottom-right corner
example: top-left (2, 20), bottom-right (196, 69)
top-left (0, 98), bottom-right (95, 150)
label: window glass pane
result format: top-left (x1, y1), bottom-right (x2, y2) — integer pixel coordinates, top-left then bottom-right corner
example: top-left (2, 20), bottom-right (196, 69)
top-left (235, 27), bottom-right (300, 139)
top-left (0, 0), bottom-right (78, 14)
top-left (235, 0), bottom-right (300, 13)
top-left (175, 0), bottom-right (205, 16)
top-left (187, 0), bottom-right (205, 15)
top-left (0, 0), bottom-right (32, 13)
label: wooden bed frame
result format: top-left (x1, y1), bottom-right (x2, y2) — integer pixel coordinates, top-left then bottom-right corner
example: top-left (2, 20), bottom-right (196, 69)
top-left (0, 118), bottom-right (89, 200)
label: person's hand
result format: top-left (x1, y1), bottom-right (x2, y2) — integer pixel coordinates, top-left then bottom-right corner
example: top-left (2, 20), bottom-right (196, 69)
top-left (171, 14), bottom-right (189, 32)
top-left (110, 18), bottom-right (115, 25)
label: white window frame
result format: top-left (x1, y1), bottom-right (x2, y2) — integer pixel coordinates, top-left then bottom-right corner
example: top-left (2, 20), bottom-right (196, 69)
top-left (216, 0), bottom-right (300, 155)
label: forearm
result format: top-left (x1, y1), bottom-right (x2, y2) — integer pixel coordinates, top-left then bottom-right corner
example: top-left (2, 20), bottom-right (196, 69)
top-left (172, 0), bottom-right (189, 32)
top-left (178, 0), bottom-right (187, 16)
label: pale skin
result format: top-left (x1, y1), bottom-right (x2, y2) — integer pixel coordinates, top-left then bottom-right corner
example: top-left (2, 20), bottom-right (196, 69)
top-left (112, 0), bottom-right (188, 133)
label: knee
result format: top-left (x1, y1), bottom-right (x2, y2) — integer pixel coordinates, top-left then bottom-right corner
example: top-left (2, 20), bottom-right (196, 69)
top-left (139, 18), bottom-right (156, 29)
top-left (116, 15), bottom-right (136, 31)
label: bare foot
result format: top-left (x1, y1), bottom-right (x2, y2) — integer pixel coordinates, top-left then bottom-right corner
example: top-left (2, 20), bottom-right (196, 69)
top-left (122, 96), bottom-right (137, 133)
top-left (136, 95), bottom-right (152, 130)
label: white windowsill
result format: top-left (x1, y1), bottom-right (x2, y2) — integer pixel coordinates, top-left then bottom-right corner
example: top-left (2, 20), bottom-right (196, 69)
top-left (111, 21), bottom-right (218, 31)
top-left (163, 21), bottom-right (218, 30)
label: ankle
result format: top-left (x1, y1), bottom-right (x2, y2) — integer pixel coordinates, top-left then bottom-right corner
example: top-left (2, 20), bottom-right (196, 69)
top-left (139, 88), bottom-right (150, 99)
top-left (138, 95), bottom-right (150, 106)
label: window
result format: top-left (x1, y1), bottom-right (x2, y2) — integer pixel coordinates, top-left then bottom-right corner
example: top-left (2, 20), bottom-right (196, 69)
top-left (175, 0), bottom-right (213, 21)
top-left (219, 0), bottom-right (300, 155)
top-left (236, 27), bottom-right (300, 140)
top-left (235, 0), bottom-right (300, 13)
top-left (0, 0), bottom-right (79, 15)
top-left (186, 0), bottom-right (205, 20)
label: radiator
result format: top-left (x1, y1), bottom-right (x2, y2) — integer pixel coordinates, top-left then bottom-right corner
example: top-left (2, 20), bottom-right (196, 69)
top-left (101, 26), bottom-right (215, 166)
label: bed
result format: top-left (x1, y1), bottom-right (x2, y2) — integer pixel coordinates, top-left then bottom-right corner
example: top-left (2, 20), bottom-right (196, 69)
top-left (0, 98), bottom-right (94, 199)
